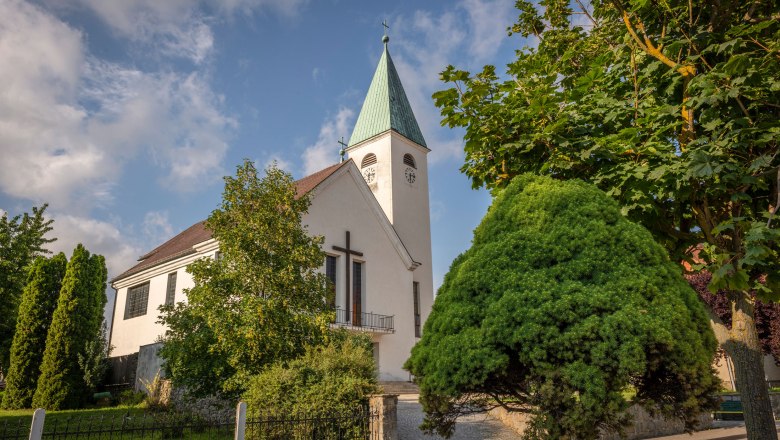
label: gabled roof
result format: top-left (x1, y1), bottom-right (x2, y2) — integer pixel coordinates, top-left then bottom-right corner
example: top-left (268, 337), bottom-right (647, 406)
top-left (112, 162), bottom-right (348, 284)
top-left (348, 39), bottom-right (427, 148)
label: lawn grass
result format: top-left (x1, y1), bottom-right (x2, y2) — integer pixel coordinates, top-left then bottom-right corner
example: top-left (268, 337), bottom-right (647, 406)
top-left (0, 404), bottom-right (147, 424)
top-left (0, 405), bottom-right (234, 439)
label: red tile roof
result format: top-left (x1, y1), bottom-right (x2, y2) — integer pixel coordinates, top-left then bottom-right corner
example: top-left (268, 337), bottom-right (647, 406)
top-left (112, 161), bottom-right (349, 283)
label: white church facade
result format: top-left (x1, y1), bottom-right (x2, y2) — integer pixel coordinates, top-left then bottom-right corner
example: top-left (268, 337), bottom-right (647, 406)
top-left (108, 36), bottom-right (434, 386)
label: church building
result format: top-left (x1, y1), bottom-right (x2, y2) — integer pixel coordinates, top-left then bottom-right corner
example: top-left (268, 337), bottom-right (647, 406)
top-left (108, 35), bottom-right (434, 387)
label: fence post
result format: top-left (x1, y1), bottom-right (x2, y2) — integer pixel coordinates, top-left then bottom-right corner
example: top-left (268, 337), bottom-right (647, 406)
top-left (369, 394), bottom-right (398, 440)
top-left (235, 401), bottom-right (247, 440)
top-left (28, 408), bottom-right (45, 440)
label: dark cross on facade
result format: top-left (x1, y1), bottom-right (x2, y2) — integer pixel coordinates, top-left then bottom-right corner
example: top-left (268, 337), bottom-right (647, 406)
top-left (338, 137), bottom-right (348, 163)
top-left (332, 231), bottom-right (363, 324)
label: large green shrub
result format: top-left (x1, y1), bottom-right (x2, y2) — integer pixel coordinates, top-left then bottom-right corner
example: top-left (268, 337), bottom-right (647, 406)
top-left (159, 161), bottom-right (332, 397)
top-left (405, 174), bottom-right (720, 439)
top-left (243, 331), bottom-right (379, 416)
top-left (33, 245), bottom-right (107, 410)
top-left (2, 254), bottom-right (67, 409)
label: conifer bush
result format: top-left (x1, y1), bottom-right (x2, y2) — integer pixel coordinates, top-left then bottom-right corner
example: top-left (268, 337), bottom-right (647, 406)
top-left (2, 254), bottom-right (67, 409)
top-left (32, 245), bottom-right (107, 410)
top-left (405, 174), bottom-right (720, 439)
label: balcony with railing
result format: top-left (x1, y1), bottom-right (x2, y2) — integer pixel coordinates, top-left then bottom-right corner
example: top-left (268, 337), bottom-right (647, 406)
top-left (331, 308), bottom-right (394, 333)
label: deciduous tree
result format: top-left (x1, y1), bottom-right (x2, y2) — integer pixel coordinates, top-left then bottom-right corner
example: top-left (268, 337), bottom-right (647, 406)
top-left (405, 175), bottom-right (720, 439)
top-left (0, 205), bottom-right (55, 372)
top-left (158, 161), bottom-right (332, 397)
top-left (1, 254), bottom-right (67, 409)
top-left (433, 0), bottom-right (779, 436)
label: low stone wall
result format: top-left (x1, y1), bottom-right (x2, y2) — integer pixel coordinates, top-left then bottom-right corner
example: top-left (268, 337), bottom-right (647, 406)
top-left (488, 405), bottom-right (712, 439)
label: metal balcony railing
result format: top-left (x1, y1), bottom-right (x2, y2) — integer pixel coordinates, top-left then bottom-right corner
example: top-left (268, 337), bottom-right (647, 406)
top-left (332, 308), bottom-right (394, 333)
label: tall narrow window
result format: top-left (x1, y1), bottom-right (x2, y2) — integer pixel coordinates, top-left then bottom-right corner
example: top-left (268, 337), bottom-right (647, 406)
top-left (353, 261), bottom-right (362, 326)
top-left (124, 282), bottom-right (150, 319)
top-left (165, 272), bottom-right (177, 306)
top-left (413, 281), bottom-right (421, 337)
top-left (325, 255), bottom-right (337, 308)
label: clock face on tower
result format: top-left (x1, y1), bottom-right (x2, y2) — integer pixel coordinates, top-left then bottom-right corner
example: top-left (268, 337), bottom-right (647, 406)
top-left (404, 167), bottom-right (416, 184)
top-left (362, 166), bottom-right (376, 184)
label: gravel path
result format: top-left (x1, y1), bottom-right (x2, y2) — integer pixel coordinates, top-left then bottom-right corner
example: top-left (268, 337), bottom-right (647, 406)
top-left (396, 394), bottom-right (518, 440)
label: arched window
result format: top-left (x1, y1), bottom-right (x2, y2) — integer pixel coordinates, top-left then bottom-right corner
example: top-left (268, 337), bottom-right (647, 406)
top-left (403, 153), bottom-right (416, 169)
top-left (361, 154), bottom-right (377, 168)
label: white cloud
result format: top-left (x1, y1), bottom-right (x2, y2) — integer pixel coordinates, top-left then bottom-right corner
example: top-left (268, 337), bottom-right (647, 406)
top-left (70, 0), bottom-right (214, 64)
top-left (49, 214), bottom-right (142, 278)
top-left (301, 108), bottom-right (355, 176)
top-left (264, 155), bottom-right (293, 174)
top-left (460, 0), bottom-right (515, 61)
top-left (0, 1), bottom-right (235, 211)
top-left (69, 0), bottom-right (308, 64)
top-left (142, 211), bottom-right (174, 247)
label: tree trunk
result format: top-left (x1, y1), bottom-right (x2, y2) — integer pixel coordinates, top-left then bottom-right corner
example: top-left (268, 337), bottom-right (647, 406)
top-left (724, 294), bottom-right (777, 440)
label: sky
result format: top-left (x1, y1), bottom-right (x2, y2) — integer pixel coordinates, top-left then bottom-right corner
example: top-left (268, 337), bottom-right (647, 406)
top-left (0, 0), bottom-right (527, 313)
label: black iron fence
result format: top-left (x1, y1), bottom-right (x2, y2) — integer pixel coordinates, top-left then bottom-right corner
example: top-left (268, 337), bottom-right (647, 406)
top-left (2, 405), bottom-right (379, 440)
top-left (332, 309), bottom-right (394, 333)
top-left (2, 411), bottom-right (234, 440)
top-left (245, 408), bottom-right (379, 440)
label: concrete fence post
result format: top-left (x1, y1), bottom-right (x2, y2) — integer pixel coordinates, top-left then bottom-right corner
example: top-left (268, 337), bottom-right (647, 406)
top-left (235, 401), bottom-right (247, 440)
top-left (369, 394), bottom-right (398, 440)
top-left (28, 408), bottom-right (45, 440)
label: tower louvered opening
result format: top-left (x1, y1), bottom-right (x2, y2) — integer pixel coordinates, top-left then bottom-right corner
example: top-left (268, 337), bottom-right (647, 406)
top-left (403, 154), bottom-right (416, 169)
top-left (361, 154), bottom-right (377, 168)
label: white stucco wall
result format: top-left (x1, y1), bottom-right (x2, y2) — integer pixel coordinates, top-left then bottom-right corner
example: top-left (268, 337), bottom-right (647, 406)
top-left (110, 243), bottom-right (217, 357)
top-left (348, 132), bottom-right (435, 335)
top-left (304, 164), bottom-right (420, 381)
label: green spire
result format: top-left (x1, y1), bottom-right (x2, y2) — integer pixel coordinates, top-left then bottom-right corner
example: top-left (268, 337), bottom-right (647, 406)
top-left (348, 36), bottom-right (427, 148)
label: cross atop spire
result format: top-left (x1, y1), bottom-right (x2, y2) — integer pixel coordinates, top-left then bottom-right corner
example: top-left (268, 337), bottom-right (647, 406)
top-left (382, 20), bottom-right (390, 45)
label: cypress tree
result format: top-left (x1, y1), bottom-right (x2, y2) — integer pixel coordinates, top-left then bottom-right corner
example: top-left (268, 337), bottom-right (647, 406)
top-left (32, 245), bottom-right (107, 410)
top-left (1, 254), bottom-right (67, 409)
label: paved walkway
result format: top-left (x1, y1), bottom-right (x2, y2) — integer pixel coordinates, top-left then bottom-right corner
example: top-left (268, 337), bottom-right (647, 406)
top-left (397, 394), bottom-right (517, 439)
top-left (647, 421), bottom-right (780, 440)
top-left (396, 394), bottom-right (778, 440)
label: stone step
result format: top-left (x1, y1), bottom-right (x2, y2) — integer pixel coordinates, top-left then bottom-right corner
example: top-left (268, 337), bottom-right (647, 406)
top-left (380, 381), bottom-right (419, 394)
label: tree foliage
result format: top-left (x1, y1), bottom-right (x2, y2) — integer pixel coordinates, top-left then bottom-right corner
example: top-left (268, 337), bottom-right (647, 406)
top-left (243, 331), bottom-right (379, 415)
top-left (435, 0), bottom-right (779, 292)
top-left (434, 0), bottom-right (779, 436)
top-left (0, 205), bottom-right (55, 372)
top-left (1, 254), bottom-right (67, 409)
top-left (405, 175), bottom-right (720, 439)
top-left (687, 272), bottom-right (780, 365)
top-left (77, 322), bottom-right (112, 393)
top-left (159, 161), bottom-right (332, 397)
top-left (33, 245), bottom-right (107, 410)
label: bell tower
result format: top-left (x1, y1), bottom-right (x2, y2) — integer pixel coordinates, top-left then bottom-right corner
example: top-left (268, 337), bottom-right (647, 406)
top-left (346, 34), bottom-right (433, 325)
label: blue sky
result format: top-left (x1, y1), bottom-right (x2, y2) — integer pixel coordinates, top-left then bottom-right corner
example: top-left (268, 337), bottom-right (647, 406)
top-left (0, 0), bottom-right (526, 304)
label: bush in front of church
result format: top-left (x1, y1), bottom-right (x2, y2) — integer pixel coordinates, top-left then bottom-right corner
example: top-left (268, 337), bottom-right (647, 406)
top-left (404, 174), bottom-right (720, 439)
top-left (243, 331), bottom-right (379, 418)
